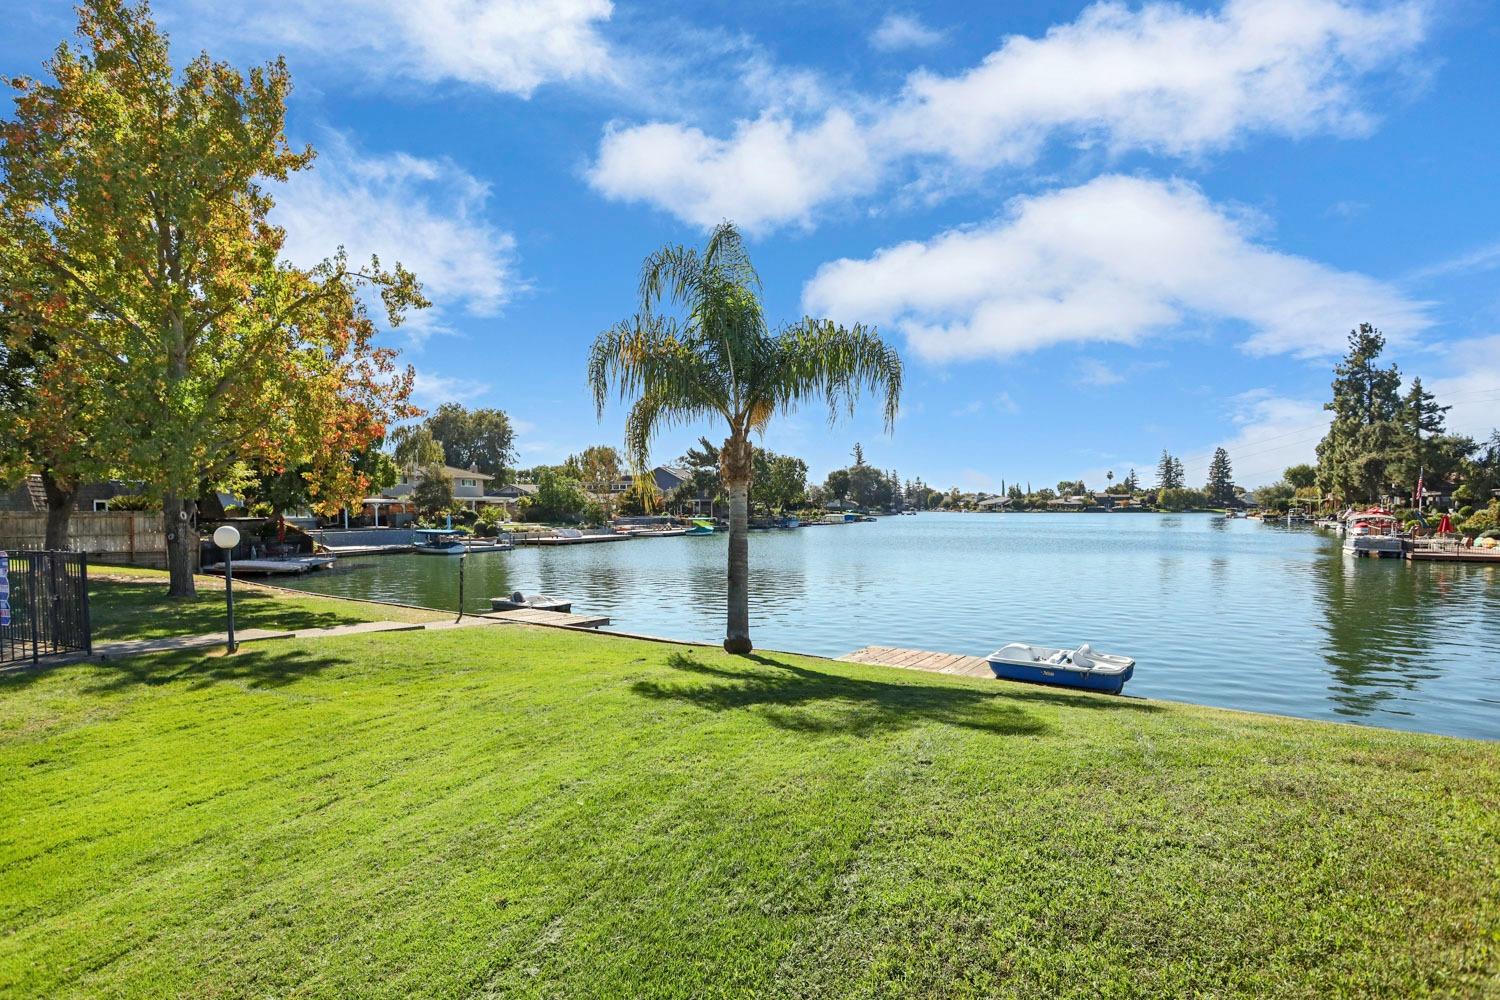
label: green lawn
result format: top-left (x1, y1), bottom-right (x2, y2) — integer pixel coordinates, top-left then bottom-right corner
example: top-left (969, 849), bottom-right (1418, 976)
top-left (89, 566), bottom-right (444, 642)
top-left (1, 625), bottom-right (1496, 998)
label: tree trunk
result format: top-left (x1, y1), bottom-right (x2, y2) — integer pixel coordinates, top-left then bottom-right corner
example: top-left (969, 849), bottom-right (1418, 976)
top-left (722, 433), bottom-right (753, 655)
top-left (163, 492), bottom-right (198, 598)
top-left (39, 468), bottom-right (75, 551)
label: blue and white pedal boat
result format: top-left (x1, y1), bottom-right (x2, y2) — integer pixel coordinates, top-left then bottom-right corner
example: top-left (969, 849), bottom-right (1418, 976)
top-left (987, 643), bottom-right (1135, 694)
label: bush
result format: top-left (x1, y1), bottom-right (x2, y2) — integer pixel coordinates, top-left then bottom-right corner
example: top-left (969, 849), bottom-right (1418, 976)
top-left (106, 494), bottom-right (153, 511)
top-left (1456, 505), bottom-right (1474, 520)
top-left (1459, 508), bottom-right (1497, 536)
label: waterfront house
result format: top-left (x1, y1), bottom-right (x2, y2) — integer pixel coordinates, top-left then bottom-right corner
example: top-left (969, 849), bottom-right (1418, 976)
top-left (609, 466), bottom-right (691, 495)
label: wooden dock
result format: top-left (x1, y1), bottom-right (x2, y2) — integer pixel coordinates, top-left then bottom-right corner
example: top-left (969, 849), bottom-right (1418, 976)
top-left (203, 555), bottom-right (337, 575)
top-left (837, 645), bottom-right (993, 679)
top-left (1406, 547), bottom-right (1500, 563)
top-left (483, 608), bottom-right (611, 629)
top-left (518, 533), bottom-right (633, 546)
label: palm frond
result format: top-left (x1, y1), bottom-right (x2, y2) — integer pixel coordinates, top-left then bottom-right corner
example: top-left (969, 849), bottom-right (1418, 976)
top-left (760, 319), bottom-right (903, 431)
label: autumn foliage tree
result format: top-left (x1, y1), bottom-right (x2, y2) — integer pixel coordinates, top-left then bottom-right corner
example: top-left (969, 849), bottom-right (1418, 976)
top-left (1, 0), bottom-right (424, 596)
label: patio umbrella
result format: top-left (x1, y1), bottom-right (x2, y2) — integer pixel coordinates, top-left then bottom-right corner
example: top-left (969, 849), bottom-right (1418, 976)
top-left (1436, 514), bottom-right (1454, 534)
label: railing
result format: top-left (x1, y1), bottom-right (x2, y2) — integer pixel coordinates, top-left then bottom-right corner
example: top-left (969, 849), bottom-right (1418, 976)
top-left (0, 550), bottom-right (92, 665)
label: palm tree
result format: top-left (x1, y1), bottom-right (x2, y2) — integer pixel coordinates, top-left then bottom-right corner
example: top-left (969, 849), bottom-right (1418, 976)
top-left (588, 223), bottom-right (902, 654)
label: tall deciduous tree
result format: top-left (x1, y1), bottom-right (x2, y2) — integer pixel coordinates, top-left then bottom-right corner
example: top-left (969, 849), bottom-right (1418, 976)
top-left (1, 1), bottom-right (423, 594)
top-left (0, 291), bottom-right (113, 548)
top-left (425, 403), bottom-right (516, 481)
top-left (390, 425), bottom-right (446, 471)
top-left (589, 223), bottom-right (901, 654)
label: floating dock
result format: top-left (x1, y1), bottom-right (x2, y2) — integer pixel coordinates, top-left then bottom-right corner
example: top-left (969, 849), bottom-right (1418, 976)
top-left (203, 555), bottom-right (337, 575)
top-left (519, 533), bottom-right (633, 546)
top-left (483, 608), bottom-right (610, 629)
top-left (838, 645), bottom-right (993, 679)
top-left (1405, 546), bottom-right (1500, 563)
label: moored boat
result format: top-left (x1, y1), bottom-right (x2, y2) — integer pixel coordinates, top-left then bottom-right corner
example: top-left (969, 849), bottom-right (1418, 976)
top-left (414, 529), bottom-right (467, 555)
top-left (685, 518), bottom-right (716, 536)
top-left (987, 642), bottom-right (1135, 694)
top-left (1343, 509), bottom-right (1404, 558)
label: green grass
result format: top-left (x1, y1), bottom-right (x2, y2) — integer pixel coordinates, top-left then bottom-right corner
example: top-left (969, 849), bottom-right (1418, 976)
top-left (1, 626), bottom-right (1496, 998)
top-left (89, 567), bottom-right (444, 642)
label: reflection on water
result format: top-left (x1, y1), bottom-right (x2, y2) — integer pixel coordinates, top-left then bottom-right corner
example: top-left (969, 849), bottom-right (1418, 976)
top-left (279, 515), bottom-right (1499, 739)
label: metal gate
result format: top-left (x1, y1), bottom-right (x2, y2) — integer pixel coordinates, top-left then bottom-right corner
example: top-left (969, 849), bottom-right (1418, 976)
top-left (0, 550), bottom-right (93, 665)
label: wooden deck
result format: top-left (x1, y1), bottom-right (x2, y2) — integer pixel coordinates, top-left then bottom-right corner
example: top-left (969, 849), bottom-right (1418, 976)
top-left (1406, 547), bottom-right (1500, 562)
top-left (482, 608), bottom-right (611, 629)
top-left (837, 645), bottom-right (993, 679)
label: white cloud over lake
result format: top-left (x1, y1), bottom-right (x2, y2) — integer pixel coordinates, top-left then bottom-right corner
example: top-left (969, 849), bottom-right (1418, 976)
top-left (589, 0), bottom-right (1427, 231)
top-left (801, 175), bottom-right (1433, 361)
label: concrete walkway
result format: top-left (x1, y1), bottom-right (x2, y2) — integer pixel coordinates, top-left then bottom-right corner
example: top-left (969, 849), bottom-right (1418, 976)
top-left (84, 613), bottom-right (537, 662)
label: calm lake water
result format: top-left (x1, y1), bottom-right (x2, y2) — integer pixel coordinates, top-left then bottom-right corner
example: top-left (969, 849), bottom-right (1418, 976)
top-left (277, 514), bottom-right (1499, 739)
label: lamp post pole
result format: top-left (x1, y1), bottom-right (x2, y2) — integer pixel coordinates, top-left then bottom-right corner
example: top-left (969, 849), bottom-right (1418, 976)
top-left (212, 525), bottom-right (242, 653)
top-left (455, 552), bottom-right (466, 624)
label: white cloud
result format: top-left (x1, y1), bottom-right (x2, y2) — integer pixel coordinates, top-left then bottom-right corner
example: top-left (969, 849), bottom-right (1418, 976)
top-left (870, 13), bottom-right (946, 52)
top-left (411, 370), bottom-right (493, 407)
top-left (588, 111), bottom-right (880, 232)
top-left (1202, 389), bottom-right (1330, 487)
top-left (1425, 337), bottom-right (1500, 441)
top-left (802, 175), bottom-right (1434, 361)
top-left (588, 0), bottom-right (1427, 231)
top-left (273, 141), bottom-right (522, 343)
top-left (174, 0), bottom-right (615, 97)
top-left (1076, 358), bottom-right (1125, 386)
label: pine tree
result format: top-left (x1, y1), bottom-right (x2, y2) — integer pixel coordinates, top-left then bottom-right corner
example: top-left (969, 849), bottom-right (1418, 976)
top-left (1171, 456), bottom-right (1186, 489)
top-left (1123, 468), bottom-right (1139, 492)
top-left (1315, 324), bottom-right (1406, 502)
top-left (1206, 447), bottom-right (1234, 503)
top-left (1156, 450), bottom-right (1184, 489)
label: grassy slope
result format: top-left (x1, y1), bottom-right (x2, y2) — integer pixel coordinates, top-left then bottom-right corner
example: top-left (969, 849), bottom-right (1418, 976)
top-left (0, 626), bottom-right (1496, 998)
top-left (89, 567), bottom-right (444, 642)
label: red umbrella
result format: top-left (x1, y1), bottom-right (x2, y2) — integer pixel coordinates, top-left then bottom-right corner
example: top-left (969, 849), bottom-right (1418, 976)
top-left (1436, 514), bottom-right (1454, 534)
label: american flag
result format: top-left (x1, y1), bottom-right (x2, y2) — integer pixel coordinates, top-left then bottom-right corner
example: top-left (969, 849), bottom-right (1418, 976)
top-left (1414, 468), bottom-right (1425, 508)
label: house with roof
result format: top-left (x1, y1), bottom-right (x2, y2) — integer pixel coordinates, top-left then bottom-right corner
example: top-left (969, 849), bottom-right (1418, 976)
top-left (609, 466), bottom-right (691, 496)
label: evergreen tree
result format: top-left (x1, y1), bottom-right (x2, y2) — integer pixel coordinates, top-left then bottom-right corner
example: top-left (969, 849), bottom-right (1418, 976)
top-left (1315, 324), bottom-right (1405, 502)
top-left (1156, 450), bottom-right (1184, 489)
top-left (1205, 447), bottom-right (1234, 503)
top-left (851, 442), bottom-right (866, 467)
top-left (1123, 468), bottom-right (1139, 492)
top-left (1393, 376), bottom-right (1452, 489)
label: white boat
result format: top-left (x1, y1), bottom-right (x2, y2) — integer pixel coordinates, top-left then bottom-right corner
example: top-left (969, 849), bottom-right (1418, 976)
top-left (1342, 510), bottom-right (1405, 558)
top-left (414, 529), bottom-right (467, 555)
top-left (987, 643), bottom-right (1136, 694)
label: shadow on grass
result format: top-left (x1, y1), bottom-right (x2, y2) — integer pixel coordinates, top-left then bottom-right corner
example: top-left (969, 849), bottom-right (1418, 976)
top-left (630, 652), bottom-right (1074, 738)
top-left (90, 582), bottom-right (364, 643)
top-left (82, 644), bottom-right (345, 694)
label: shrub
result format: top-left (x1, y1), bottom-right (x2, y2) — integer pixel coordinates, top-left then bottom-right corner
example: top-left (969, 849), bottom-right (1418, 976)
top-left (1459, 508), bottom-right (1497, 536)
top-left (1456, 505), bottom-right (1474, 520)
top-left (106, 494), bottom-right (153, 511)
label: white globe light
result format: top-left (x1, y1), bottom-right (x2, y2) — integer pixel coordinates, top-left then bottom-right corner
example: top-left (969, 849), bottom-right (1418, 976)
top-left (212, 525), bottom-right (241, 549)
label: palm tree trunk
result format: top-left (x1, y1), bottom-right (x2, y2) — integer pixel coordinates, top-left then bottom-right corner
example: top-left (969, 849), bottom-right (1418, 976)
top-left (722, 433), bottom-right (753, 654)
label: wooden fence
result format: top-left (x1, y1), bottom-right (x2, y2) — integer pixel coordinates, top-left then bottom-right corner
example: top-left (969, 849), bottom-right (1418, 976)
top-left (0, 512), bottom-right (168, 568)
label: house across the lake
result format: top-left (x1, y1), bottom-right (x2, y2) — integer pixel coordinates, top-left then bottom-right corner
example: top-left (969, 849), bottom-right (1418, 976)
top-left (358, 465), bottom-right (523, 524)
top-left (609, 466), bottom-right (691, 495)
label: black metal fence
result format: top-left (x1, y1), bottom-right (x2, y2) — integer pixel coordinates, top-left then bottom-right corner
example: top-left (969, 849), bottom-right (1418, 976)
top-left (0, 550), bottom-right (92, 665)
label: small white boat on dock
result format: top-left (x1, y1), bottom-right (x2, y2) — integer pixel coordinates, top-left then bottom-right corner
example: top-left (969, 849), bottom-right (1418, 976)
top-left (987, 643), bottom-right (1136, 694)
top-left (489, 592), bottom-right (573, 613)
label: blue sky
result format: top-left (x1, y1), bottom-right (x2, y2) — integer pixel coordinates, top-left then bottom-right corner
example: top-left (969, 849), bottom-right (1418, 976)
top-left (6, 0), bottom-right (1499, 490)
